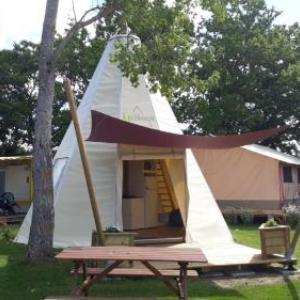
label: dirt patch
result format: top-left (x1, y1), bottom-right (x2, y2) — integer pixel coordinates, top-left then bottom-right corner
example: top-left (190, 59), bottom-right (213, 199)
top-left (202, 271), bottom-right (300, 288)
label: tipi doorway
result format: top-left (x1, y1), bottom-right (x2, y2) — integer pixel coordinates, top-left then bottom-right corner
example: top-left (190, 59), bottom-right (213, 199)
top-left (122, 159), bottom-right (184, 241)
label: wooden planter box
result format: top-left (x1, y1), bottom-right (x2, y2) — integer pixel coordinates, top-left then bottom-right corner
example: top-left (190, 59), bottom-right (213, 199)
top-left (92, 230), bottom-right (137, 246)
top-left (259, 225), bottom-right (290, 258)
top-left (91, 231), bottom-right (137, 267)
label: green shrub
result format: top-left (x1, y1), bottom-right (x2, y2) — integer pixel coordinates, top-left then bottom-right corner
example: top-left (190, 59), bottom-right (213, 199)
top-left (224, 213), bottom-right (238, 225)
top-left (240, 210), bottom-right (254, 225)
top-left (285, 205), bottom-right (300, 229)
top-left (262, 218), bottom-right (278, 227)
top-left (1, 227), bottom-right (15, 241)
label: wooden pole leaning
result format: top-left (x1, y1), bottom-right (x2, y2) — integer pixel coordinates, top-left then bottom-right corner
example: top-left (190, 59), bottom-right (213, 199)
top-left (64, 78), bottom-right (105, 245)
top-left (287, 220), bottom-right (300, 262)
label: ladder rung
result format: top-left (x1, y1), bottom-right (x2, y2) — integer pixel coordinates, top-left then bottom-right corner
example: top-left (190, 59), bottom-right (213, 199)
top-left (161, 201), bottom-right (171, 205)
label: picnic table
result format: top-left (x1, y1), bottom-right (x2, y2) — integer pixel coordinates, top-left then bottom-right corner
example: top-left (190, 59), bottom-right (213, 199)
top-left (56, 246), bottom-right (207, 300)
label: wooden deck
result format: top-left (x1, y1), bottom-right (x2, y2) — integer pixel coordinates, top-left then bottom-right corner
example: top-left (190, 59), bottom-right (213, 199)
top-left (168, 244), bottom-right (296, 270)
top-left (117, 226), bottom-right (296, 270)
top-left (0, 214), bottom-right (26, 226)
top-left (200, 252), bottom-right (296, 268)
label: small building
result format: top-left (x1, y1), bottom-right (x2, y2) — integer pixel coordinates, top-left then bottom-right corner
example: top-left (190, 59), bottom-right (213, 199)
top-left (0, 156), bottom-right (33, 207)
top-left (194, 144), bottom-right (300, 216)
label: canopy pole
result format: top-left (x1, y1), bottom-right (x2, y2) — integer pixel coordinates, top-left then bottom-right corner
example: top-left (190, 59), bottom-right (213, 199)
top-left (286, 220), bottom-right (300, 263)
top-left (64, 78), bottom-right (105, 245)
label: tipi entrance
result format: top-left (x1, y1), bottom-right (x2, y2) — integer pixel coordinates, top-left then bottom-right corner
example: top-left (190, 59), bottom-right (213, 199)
top-left (122, 159), bottom-right (184, 242)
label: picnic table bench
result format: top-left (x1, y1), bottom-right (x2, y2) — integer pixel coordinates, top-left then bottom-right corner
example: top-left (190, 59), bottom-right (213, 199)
top-left (56, 246), bottom-right (207, 300)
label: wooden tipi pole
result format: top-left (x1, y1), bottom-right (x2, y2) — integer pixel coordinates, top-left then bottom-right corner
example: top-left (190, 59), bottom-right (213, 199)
top-left (64, 78), bottom-right (105, 245)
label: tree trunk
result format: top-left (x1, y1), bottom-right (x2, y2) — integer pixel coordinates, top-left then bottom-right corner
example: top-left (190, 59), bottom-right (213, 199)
top-left (28, 0), bottom-right (59, 261)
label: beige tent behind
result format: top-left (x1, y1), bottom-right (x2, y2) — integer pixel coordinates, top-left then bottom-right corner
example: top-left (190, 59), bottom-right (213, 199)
top-left (0, 156), bottom-right (33, 207)
top-left (194, 144), bottom-right (300, 214)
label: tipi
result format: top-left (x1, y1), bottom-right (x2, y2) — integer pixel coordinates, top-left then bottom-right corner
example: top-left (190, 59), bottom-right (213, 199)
top-left (17, 35), bottom-right (262, 266)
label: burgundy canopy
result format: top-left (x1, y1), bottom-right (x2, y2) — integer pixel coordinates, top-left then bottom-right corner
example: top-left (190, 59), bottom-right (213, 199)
top-left (87, 110), bottom-right (285, 149)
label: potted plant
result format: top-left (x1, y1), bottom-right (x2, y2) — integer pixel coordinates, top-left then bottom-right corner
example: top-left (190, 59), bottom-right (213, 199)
top-left (259, 218), bottom-right (290, 258)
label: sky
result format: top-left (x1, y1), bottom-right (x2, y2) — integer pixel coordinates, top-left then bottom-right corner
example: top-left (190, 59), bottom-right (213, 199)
top-left (0, 0), bottom-right (92, 49)
top-left (0, 0), bottom-right (299, 50)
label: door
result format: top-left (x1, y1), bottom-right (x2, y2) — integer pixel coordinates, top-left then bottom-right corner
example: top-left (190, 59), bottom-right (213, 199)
top-left (0, 171), bottom-right (5, 195)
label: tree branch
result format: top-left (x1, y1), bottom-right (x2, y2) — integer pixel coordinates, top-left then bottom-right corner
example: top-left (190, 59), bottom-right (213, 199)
top-left (51, 3), bottom-right (118, 68)
top-left (71, 0), bottom-right (78, 23)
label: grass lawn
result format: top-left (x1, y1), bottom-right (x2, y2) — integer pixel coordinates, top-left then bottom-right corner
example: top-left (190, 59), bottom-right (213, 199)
top-left (0, 225), bottom-right (300, 299)
top-left (231, 224), bottom-right (300, 265)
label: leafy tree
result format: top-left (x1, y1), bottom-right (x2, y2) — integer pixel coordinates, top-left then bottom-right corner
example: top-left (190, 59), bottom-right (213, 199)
top-left (110, 0), bottom-right (194, 97)
top-left (173, 0), bottom-right (300, 153)
top-left (0, 30), bottom-right (102, 155)
top-left (0, 42), bottom-right (38, 155)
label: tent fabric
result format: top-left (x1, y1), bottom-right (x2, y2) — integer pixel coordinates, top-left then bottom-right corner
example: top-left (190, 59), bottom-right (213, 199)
top-left (195, 145), bottom-right (300, 209)
top-left (87, 110), bottom-right (285, 149)
top-left (194, 147), bottom-right (281, 202)
top-left (185, 149), bottom-right (233, 247)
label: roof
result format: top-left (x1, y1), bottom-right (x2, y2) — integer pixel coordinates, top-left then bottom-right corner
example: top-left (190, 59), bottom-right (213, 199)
top-left (242, 144), bottom-right (300, 165)
top-left (0, 155), bottom-right (32, 164)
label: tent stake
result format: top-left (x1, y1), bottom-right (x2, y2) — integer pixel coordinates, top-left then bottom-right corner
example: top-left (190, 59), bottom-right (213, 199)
top-left (64, 78), bottom-right (105, 245)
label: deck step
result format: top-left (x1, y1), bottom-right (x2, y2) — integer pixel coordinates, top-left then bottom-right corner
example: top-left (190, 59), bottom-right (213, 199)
top-left (135, 237), bottom-right (184, 245)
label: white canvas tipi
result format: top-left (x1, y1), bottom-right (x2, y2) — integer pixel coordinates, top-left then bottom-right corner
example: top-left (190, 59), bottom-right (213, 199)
top-left (16, 34), bottom-right (235, 251)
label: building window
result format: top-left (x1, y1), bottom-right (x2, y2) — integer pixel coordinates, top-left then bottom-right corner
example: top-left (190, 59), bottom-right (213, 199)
top-left (283, 166), bottom-right (293, 183)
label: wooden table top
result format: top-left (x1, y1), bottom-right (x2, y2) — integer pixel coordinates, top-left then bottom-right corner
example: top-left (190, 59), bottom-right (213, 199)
top-left (56, 246), bottom-right (207, 263)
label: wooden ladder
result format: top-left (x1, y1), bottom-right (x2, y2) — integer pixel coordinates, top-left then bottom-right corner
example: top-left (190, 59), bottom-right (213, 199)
top-left (156, 161), bottom-right (176, 213)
